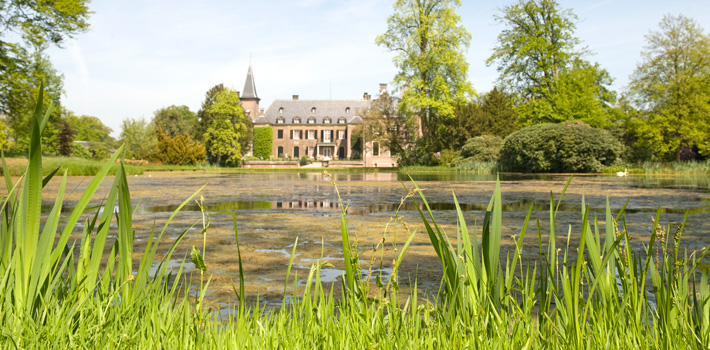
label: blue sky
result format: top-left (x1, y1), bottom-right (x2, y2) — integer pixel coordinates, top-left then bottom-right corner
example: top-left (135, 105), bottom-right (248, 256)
top-left (46, 0), bottom-right (710, 137)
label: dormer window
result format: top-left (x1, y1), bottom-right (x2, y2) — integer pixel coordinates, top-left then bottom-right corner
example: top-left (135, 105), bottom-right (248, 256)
top-left (307, 117), bottom-right (316, 124)
top-left (279, 107), bottom-right (284, 113)
top-left (311, 107), bottom-right (316, 113)
top-left (323, 117), bottom-right (331, 124)
top-left (276, 117), bottom-right (285, 124)
top-left (293, 117), bottom-right (301, 124)
top-left (338, 117), bottom-right (346, 124)
top-left (345, 107), bottom-right (350, 114)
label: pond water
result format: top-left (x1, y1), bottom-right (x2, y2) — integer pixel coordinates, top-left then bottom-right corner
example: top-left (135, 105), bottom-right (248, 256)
top-left (40, 171), bottom-right (710, 306)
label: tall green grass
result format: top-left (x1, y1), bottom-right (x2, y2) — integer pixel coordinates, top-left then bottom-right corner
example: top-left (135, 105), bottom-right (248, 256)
top-left (1, 90), bottom-right (709, 348)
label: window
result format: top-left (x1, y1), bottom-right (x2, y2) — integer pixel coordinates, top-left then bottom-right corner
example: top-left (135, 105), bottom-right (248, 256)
top-left (337, 130), bottom-right (346, 140)
top-left (292, 130), bottom-right (301, 139)
top-left (373, 142), bottom-right (380, 156)
top-left (276, 117), bottom-right (285, 124)
top-left (323, 117), bottom-right (331, 124)
top-left (293, 146), bottom-right (300, 158)
top-left (307, 117), bottom-right (316, 124)
top-left (277, 146), bottom-right (284, 157)
top-left (277, 129), bottom-right (283, 139)
top-left (323, 130), bottom-right (332, 142)
top-left (338, 117), bottom-right (346, 124)
top-left (307, 146), bottom-right (315, 158)
top-left (345, 107), bottom-right (350, 114)
top-left (307, 130), bottom-right (316, 139)
top-left (279, 107), bottom-right (284, 113)
top-left (292, 117), bottom-right (301, 124)
top-left (338, 147), bottom-right (345, 159)
top-left (311, 107), bottom-right (316, 113)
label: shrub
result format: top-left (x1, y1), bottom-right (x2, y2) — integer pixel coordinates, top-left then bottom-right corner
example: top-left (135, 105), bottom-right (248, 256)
top-left (452, 135), bottom-right (504, 167)
top-left (70, 143), bottom-right (92, 160)
top-left (253, 126), bottom-right (273, 159)
top-left (299, 155), bottom-right (309, 166)
top-left (499, 121), bottom-right (623, 173)
top-left (438, 149), bottom-right (458, 167)
top-left (155, 127), bottom-right (206, 165)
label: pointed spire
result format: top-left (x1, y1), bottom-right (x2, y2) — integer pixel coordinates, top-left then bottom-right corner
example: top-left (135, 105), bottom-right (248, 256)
top-left (241, 64), bottom-right (259, 101)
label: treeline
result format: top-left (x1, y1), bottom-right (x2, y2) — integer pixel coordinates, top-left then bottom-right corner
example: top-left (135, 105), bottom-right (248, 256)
top-left (376, 0), bottom-right (710, 172)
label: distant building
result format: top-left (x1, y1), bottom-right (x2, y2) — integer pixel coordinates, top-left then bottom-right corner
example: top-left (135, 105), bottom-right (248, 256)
top-left (238, 65), bottom-right (398, 167)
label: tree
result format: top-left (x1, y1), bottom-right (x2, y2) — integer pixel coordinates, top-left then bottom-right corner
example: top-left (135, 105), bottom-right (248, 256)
top-left (65, 114), bottom-right (114, 142)
top-left (57, 119), bottom-right (76, 156)
top-left (376, 0), bottom-right (473, 149)
top-left (203, 89), bottom-right (247, 166)
top-left (155, 126), bottom-right (205, 165)
top-left (196, 84), bottom-right (225, 142)
top-left (356, 92), bottom-right (413, 156)
top-left (628, 14), bottom-right (710, 160)
top-left (488, 0), bottom-right (581, 100)
top-left (152, 105), bottom-right (198, 139)
top-left (119, 117), bottom-right (156, 160)
top-left (0, 0), bottom-right (90, 125)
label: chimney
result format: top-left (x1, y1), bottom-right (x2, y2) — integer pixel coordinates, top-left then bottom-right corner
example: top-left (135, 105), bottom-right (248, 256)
top-left (363, 92), bottom-right (370, 100)
top-left (259, 108), bottom-right (264, 116)
top-left (292, 95), bottom-right (299, 101)
top-left (379, 83), bottom-right (387, 94)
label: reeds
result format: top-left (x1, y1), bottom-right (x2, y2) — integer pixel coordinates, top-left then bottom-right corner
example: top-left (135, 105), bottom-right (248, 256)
top-left (1, 90), bottom-right (708, 348)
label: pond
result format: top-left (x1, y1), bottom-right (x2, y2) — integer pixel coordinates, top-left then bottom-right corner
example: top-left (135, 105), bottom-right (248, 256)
top-left (41, 171), bottom-right (710, 306)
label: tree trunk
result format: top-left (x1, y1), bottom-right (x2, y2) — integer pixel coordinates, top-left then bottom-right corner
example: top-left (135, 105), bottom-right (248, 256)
top-left (216, 153), bottom-right (222, 167)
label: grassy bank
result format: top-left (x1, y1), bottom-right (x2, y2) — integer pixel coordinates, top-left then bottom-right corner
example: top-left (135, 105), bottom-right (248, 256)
top-left (2, 99), bottom-right (709, 349)
top-left (605, 159), bottom-right (710, 175)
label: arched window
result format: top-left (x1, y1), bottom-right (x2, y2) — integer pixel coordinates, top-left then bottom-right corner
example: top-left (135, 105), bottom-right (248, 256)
top-left (307, 117), bottom-right (316, 124)
top-left (311, 107), bottom-right (317, 113)
top-left (345, 107), bottom-right (350, 114)
top-left (292, 117), bottom-right (301, 124)
top-left (338, 117), bottom-right (346, 124)
top-left (279, 107), bottom-right (284, 113)
top-left (293, 146), bottom-right (300, 158)
top-left (338, 147), bottom-right (345, 160)
top-left (276, 117), bottom-right (285, 124)
top-left (323, 117), bottom-right (331, 124)
top-left (277, 146), bottom-right (284, 157)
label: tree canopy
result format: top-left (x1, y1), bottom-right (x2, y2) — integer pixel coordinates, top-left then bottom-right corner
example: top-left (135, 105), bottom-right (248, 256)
top-left (119, 117), bottom-right (156, 160)
top-left (356, 92), bottom-right (413, 156)
top-left (628, 14), bottom-right (710, 159)
top-left (152, 105), bottom-right (198, 139)
top-left (376, 0), bottom-right (473, 149)
top-left (203, 89), bottom-right (248, 166)
top-left (66, 114), bottom-right (114, 143)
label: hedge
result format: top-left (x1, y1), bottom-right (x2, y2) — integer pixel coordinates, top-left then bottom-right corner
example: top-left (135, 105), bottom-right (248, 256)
top-left (253, 126), bottom-right (273, 159)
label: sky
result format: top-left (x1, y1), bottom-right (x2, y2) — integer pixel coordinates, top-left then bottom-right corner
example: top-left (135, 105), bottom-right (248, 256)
top-left (46, 0), bottom-right (710, 137)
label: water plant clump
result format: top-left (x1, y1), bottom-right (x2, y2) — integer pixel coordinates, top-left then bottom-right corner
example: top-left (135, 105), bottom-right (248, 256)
top-left (1, 91), bottom-right (709, 348)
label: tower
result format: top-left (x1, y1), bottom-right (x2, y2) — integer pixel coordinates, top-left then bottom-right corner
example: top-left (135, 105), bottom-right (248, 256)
top-left (240, 63), bottom-right (260, 121)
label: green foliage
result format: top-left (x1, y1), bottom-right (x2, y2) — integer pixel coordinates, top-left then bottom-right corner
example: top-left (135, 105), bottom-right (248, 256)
top-left (299, 155), bottom-right (309, 166)
top-left (438, 149), bottom-right (457, 167)
top-left (65, 113), bottom-right (114, 143)
top-left (195, 83), bottom-right (224, 143)
top-left (119, 117), bottom-right (157, 160)
top-left (155, 126), bottom-right (205, 165)
top-left (56, 119), bottom-right (75, 156)
top-left (628, 14), bottom-right (710, 160)
top-left (452, 135), bottom-right (505, 167)
top-left (376, 0), bottom-right (474, 146)
top-left (252, 126), bottom-right (273, 159)
top-left (357, 92), bottom-right (413, 155)
top-left (500, 122), bottom-right (624, 172)
top-left (488, 0), bottom-right (581, 100)
top-left (152, 105), bottom-right (198, 139)
top-left (70, 142), bottom-right (92, 160)
top-left (204, 88), bottom-right (247, 166)
top-left (444, 87), bottom-right (518, 149)
top-left (397, 140), bottom-right (440, 166)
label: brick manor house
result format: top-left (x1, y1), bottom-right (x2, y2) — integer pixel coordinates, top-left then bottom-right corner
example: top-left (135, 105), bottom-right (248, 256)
top-left (238, 64), bottom-right (398, 167)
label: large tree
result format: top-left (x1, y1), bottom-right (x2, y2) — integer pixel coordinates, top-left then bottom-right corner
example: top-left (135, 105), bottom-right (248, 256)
top-left (119, 117), bottom-right (156, 160)
top-left (488, 0), bottom-right (618, 128)
top-left (628, 14), bottom-right (710, 160)
top-left (152, 105), bottom-right (198, 139)
top-left (356, 92), bottom-right (413, 156)
top-left (203, 89), bottom-right (248, 166)
top-left (65, 114), bottom-right (114, 143)
top-left (376, 0), bottom-right (473, 149)
top-left (0, 0), bottom-right (90, 130)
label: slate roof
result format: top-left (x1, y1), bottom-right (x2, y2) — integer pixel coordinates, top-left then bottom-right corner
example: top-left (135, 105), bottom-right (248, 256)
top-left (260, 99), bottom-right (371, 125)
top-left (241, 64), bottom-right (259, 101)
